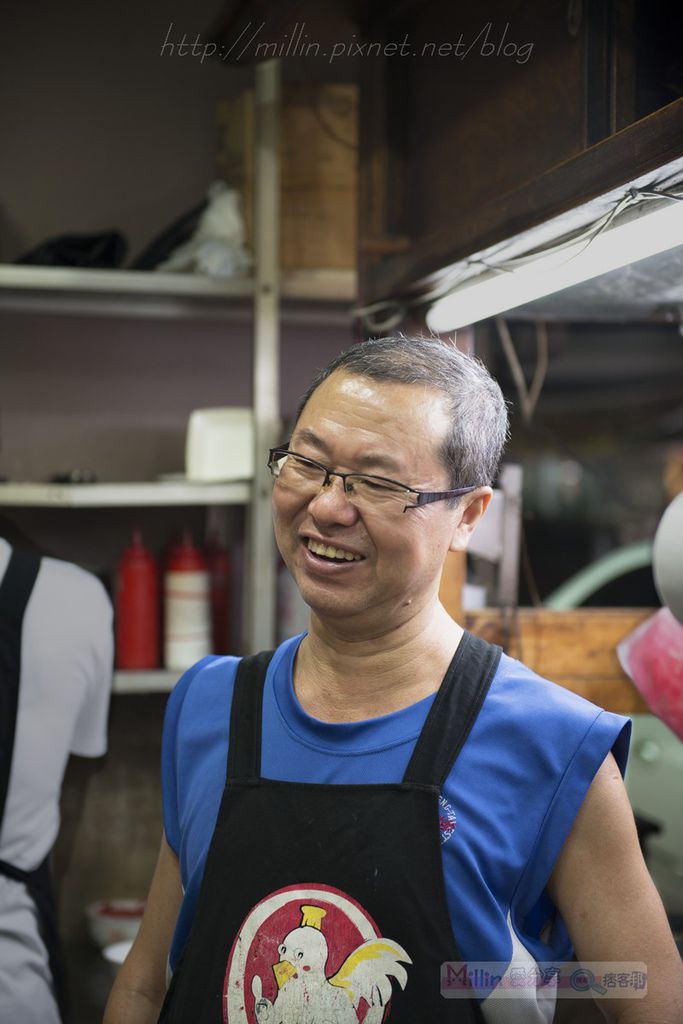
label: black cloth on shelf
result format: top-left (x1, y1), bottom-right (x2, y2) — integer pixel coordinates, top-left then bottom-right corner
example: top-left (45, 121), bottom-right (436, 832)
top-left (15, 231), bottom-right (127, 269)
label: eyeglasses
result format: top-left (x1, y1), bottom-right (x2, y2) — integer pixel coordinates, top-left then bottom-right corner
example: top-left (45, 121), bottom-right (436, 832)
top-left (267, 446), bottom-right (478, 514)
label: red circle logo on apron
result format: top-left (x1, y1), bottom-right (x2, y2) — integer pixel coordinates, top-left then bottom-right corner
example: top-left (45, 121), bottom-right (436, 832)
top-left (223, 882), bottom-right (412, 1023)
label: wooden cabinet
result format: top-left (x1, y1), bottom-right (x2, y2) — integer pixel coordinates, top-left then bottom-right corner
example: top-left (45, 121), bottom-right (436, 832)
top-left (354, 0), bottom-right (683, 304)
top-left (209, 0), bottom-right (681, 305)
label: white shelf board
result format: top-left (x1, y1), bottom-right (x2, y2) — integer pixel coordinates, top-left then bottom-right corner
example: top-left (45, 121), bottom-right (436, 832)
top-left (0, 265), bottom-right (356, 320)
top-left (0, 264), bottom-right (254, 297)
top-left (0, 480), bottom-right (251, 507)
top-left (113, 670), bottom-right (178, 694)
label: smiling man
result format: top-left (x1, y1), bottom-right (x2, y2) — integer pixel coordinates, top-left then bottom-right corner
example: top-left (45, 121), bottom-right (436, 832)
top-left (105, 336), bottom-right (682, 1024)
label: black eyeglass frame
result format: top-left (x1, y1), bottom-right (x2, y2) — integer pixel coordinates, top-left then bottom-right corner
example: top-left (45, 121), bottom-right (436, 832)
top-left (268, 445), bottom-right (479, 513)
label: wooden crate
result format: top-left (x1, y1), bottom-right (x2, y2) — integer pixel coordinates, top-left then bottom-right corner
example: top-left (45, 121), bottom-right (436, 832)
top-left (217, 84), bottom-right (358, 269)
top-left (464, 607), bottom-right (652, 713)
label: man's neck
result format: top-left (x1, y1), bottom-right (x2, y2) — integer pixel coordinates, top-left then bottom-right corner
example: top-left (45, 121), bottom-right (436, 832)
top-left (292, 602), bottom-right (464, 723)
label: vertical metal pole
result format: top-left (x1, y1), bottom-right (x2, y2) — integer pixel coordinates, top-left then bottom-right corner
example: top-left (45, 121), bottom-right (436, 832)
top-left (245, 59), bottom-right (280, 653)
top-left (498, 463), bottom-right (523, 608)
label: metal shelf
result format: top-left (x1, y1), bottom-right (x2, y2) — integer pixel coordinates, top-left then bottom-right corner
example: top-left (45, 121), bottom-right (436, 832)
top-left (0, 264), bottom-right (355, 320)
top-left (0, 264), bottom-right (254, 296)
top-left (0, 480), bottom-right (251, 507)
top-left (113, 670), bottom-right (178, 694)
top-left (0, 62), bottom-right (308, 654)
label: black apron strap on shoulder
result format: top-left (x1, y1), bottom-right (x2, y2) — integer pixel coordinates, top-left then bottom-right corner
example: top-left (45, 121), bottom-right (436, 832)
top-left (0, 545), bottom-right (41, 626)
top-left (227, 649), bottom-right (275, 782)
top-left (0, 547), bottom-right (42, 824)
top-left (403, 631), bottom-right (502, 787)
top-left (0, 855), bottom-right (69, 1020)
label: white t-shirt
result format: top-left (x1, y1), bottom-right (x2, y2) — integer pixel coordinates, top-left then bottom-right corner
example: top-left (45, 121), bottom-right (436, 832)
top-left (0, 538), bottom-right (113, 1023)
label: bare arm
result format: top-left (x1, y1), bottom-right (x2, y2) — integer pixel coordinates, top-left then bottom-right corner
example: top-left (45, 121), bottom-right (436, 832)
top-left (548, 752), bottom-right (683, 1024)
top-left (103, 835), bottom-right (183, 1024)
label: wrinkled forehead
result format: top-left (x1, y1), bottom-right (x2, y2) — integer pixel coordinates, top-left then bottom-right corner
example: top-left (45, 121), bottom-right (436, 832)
top-left (297, 371), bottom-right (449, 432)
top-left (293, 371), bottom-right (451, 475)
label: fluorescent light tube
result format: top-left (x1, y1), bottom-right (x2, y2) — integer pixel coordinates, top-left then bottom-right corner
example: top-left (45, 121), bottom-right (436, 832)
top-left (426, 195), bottom-right (683, 332)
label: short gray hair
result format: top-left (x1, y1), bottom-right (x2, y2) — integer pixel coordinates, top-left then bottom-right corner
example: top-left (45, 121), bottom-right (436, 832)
top-left (294, 335), bottom-right (510, 494)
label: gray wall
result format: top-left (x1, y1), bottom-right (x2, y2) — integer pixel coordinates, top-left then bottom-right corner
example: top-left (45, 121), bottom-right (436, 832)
top-left (0, 311), bottom-right (352, 482)
top-left (1, 0), bottom-right (250, 263)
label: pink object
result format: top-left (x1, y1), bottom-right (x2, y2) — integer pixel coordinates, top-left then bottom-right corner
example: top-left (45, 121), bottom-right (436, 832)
top-left (617, 607), bottom-right (683, 740)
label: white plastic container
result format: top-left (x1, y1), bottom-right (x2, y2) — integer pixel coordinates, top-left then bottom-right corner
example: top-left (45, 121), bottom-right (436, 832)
top-left (85, 899), bottom-right (145, 950)
top-left (164, 533), bottom-right (212, 670)
top-left (185, 407), bottom-right (253, 482)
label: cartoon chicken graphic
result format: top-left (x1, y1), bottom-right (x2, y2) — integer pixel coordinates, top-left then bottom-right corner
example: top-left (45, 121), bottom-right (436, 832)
top-left (250, 904), bottom-right (411, 1024)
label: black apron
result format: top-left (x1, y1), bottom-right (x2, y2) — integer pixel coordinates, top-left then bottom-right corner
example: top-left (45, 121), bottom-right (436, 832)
top-left (0, 547), bottom-right (69, 1022)
top-left (159, 630), bottom-right (501, 1024)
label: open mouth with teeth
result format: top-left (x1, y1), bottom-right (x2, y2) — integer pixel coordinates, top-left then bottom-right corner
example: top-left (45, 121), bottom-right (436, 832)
top-left (305, 538), bottom-right (364, 562)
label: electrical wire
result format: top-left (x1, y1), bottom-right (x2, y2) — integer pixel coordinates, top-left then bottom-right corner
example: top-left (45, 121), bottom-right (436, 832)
top-left (528, 321), bottom-right (549, 418)
top-left (288, 50), bottom-right (359, 151)
top-left (520, 522), bottom-right (543, 608)
top-left (637, 189), bottom-right (683, 202)
top-left (496, 317), bottom-right (530, 418)
top-left (352, 298), bottom-right (406, 333)
top-left (311, 92), bottom-right (358, 150)
top-left (352, 184), bottom-right (683, 333)
top-left (495, 317), bottom-right (549, 425)
top-left (474, 191), bottom-right (635, 273)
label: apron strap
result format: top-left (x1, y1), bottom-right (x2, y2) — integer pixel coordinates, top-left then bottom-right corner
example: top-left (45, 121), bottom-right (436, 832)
top-left (226, 635), bottom-right (500, 788)
top-left (0, 855), bottom-right (69, 1020)
top-left (0, 547), bottom-right (42, 825)
top-left (0, 550), bottom-right (68, 1020)
top-left (227, 650), bottom-right (275, 782)
top-left (402, 631), bottom-right (502, 788)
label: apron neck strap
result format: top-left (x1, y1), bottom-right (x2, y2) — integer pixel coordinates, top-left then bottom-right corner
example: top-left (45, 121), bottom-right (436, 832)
top-left (226, 633), bottom-right (502, 788)
top-left (227, 650), bottom-right (275, 782)
top-left (0, 547), bottom-right (42, 827)
top-left (402, 631), bottom-right (502, 788)
top-left (0, 546), bottom-right (41, 621)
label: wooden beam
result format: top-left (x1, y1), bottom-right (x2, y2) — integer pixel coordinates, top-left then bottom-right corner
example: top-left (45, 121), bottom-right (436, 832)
top-left (366, 97), bottom-right (683, 303)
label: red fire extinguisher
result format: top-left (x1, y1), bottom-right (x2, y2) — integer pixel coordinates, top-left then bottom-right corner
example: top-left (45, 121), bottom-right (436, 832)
top-left (206, 532), bottom-right (231, 655)
top-left (115, 529), bottom-right (160, 669)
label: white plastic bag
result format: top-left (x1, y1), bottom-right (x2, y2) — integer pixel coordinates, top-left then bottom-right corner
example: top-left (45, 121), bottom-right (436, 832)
top-left (157, 181), bottom-right (251, 278)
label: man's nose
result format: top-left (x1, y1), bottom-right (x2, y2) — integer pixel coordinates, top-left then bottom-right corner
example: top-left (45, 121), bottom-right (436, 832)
top-left (307, 474), bottom-right (359, 525)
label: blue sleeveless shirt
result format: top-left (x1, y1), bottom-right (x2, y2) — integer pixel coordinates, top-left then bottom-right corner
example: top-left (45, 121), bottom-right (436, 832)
top-left (161, 633), bottom-right (630, 1019)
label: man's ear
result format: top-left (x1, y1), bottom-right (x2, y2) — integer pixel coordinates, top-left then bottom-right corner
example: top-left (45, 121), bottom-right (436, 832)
top-left (448, 488), bottom-right (493, 552)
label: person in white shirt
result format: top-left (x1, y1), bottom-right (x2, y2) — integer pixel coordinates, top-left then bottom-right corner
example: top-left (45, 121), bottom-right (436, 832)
top-left (0, 536), bottom-right (113, 1023)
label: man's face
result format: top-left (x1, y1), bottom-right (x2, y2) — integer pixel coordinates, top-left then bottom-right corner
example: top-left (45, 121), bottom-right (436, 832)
top-left (272, 371), bottom-right (480, 631)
